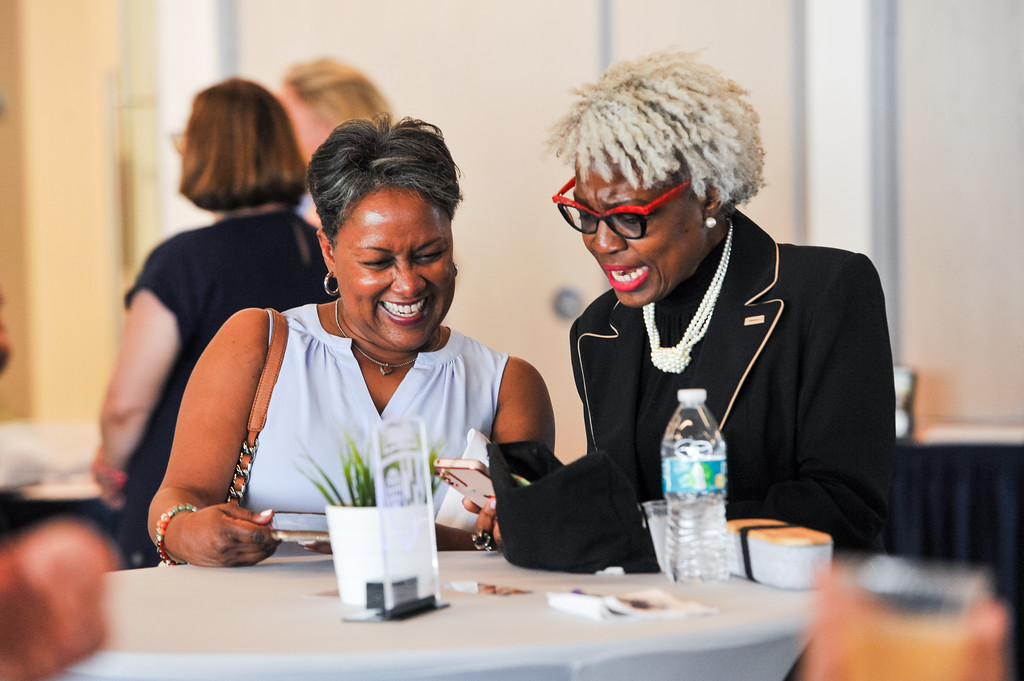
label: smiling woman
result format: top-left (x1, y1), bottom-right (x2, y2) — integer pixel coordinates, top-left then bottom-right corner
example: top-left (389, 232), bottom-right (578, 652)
top-left (146, 116), bottom-right (555, 567)
top-left (324, 188), bottom-right (456, 390)
top-left (538, 49), bottom-right (896, 553)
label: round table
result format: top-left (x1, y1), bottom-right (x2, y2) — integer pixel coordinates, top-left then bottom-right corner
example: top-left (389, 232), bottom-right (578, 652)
top-left (62, 551), bottom-right (812, 681)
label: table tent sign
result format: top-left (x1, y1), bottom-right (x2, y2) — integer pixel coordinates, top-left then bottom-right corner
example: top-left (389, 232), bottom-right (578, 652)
top-left (344, 416), bottom-right (447, 621)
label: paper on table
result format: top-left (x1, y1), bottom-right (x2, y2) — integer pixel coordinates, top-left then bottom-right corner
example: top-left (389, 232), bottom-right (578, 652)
top-left (546, 588), bottom-right (717, 622)
top-left (442, 581), bottom-right (531, 595)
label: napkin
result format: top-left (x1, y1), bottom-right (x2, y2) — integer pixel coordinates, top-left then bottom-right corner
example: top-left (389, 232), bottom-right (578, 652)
top-left (546, 588), bottom-right (717, 622)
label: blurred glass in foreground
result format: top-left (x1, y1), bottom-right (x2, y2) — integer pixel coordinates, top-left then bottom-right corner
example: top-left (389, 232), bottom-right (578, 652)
top-left (802, 555), bottom-right (1009, 681)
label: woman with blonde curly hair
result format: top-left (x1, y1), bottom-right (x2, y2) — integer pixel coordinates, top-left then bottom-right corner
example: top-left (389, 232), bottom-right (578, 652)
top-left (543, 49), bottom-right (894, 551)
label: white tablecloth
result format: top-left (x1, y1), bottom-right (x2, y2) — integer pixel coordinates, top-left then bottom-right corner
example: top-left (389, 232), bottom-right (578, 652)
top-left (63, 552), bottom-right (812, 681)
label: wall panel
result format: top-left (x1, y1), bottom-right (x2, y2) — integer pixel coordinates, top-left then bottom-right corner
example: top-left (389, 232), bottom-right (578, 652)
top-left (0, 0), bottom-right (120, 420)
top-left (899, 0), bottom-right (1024, 428)
top-left (235, 1), bottom-right (803, 459)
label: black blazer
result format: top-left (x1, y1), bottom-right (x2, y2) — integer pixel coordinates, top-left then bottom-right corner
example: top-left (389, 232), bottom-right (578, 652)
top-left (570, 212), bottom-right (895, 550)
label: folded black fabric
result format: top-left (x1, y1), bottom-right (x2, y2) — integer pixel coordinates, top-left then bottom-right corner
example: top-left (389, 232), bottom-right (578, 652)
top-left (487, 441), bottom-right (659, 574)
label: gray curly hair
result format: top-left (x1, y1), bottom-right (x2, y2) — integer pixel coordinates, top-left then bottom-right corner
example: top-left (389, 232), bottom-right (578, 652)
top-left (547, 49), bottom-right (765, 207)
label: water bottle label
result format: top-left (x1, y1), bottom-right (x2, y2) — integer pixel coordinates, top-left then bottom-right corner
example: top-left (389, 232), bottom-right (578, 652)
top-left (662, 458), bottom-right (727, 495)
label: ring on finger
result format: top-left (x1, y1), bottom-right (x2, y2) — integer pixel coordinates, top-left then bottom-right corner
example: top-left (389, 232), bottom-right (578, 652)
top-left (471, 530), bottom-right (497, 552)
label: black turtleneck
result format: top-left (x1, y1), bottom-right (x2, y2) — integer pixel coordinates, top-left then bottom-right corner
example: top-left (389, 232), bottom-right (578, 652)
top-left (633, 234), bottom-right (730, 500)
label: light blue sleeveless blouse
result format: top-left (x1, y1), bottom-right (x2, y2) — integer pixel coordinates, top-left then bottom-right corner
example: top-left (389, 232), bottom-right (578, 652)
top-left (243, 304), bottom-right (507, 532)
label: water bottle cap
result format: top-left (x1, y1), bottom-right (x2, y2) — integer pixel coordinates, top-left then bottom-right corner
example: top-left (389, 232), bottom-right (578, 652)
top-left (677, 388), bottom-right (707, 405)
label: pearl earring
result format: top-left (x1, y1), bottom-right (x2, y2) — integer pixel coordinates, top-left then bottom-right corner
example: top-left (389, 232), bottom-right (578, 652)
top-left (704, 217), bottom-right (717, 229)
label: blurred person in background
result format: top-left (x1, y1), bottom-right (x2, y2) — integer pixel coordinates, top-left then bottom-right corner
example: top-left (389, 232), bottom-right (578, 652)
top-left (279, 57), bottom-right (391, 226)
top-left (93, 78), bottom-right (332, 568)
top-left (0, 283), bottom-right (9, 375)
top-left (0, 520), bottom-right (116, 681)
top-left (0, 282), bottom-right (10, 533)
top-left (0, 286), bottom-right (117, 681)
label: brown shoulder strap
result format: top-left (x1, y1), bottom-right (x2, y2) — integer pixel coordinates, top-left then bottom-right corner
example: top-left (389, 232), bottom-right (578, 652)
top-left (246, 308), bottom-right (288, 445)
top-left (227, 309), bottom-right (288, 505)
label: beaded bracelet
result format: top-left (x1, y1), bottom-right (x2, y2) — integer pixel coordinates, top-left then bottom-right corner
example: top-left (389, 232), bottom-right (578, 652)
top-left (155, 503), bottom-right (197, 566)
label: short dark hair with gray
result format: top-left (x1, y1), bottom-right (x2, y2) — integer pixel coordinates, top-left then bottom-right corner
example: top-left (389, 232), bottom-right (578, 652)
top-left (307, 115), bottom-right (462, 244)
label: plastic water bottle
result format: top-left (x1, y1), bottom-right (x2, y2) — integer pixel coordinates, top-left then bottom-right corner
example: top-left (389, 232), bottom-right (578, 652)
top-left (661, 388), bottom-right (730, 583)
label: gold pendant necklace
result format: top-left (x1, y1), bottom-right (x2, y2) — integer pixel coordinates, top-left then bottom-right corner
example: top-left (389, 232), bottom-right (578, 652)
top-left (333, 298), bottom-right (438, 375)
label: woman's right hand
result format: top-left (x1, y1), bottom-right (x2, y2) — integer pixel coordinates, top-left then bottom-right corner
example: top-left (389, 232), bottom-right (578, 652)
top-left (165, 505), bottom-right (280, 567)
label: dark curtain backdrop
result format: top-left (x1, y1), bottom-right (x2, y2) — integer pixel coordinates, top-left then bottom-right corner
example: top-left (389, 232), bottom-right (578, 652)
top-left (886, 442), bottom-right (1023, 675)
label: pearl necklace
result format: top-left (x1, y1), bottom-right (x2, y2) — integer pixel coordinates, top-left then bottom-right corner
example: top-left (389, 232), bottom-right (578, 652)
top-left (333, 298), bottom-right (438, 376)
top-left (642, 225), bottom-right (733, 374)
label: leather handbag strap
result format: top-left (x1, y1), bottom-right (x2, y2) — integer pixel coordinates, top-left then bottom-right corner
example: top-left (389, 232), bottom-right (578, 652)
top-left (227, 309), bottom-right (288, 505)
top-left (246, 308), bottom-right (289, 446)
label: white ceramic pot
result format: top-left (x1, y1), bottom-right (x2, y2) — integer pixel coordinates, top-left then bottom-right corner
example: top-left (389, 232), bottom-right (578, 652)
top-left (325, 505), bottom-right (384, 607)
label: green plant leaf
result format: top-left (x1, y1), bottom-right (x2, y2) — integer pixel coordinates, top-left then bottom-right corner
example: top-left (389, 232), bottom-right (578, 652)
top-left (298, 429), bottom-right (447, 507)
top-left (296, 455), bottom-right (342, 506)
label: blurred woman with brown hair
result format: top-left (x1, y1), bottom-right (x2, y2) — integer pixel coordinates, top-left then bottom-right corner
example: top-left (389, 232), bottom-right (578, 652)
top-left (93, 78), bottom-right (331, 568)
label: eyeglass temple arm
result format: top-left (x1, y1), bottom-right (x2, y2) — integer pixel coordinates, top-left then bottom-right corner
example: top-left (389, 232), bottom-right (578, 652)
top-left (552, 178), bottom-right (577, 202)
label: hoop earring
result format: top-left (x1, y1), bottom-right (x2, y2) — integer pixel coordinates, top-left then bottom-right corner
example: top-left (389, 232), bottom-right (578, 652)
top-left (704, 216), bottom-right (717, 229)
top-left (323, 273), bottom-right (340, 297)
top-left (454, 263), bottom-right (459, 276)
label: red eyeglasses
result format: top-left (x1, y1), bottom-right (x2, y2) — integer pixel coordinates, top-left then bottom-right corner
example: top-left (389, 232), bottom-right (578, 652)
top-left (552, 178), bottom-right (692, 239)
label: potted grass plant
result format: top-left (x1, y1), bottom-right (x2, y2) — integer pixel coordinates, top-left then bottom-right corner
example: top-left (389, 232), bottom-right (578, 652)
top-left (299, 434), bottom-right (442, 507)
top-left (299, 429), bottom-right (443, 608)
top-left (299, 434), bottom-right (377, 507)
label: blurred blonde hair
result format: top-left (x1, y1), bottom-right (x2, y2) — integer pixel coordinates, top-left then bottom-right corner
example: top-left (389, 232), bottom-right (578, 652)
top-left (282, 58), bottom-right (390, 125)
top-left (547, 49), bottom-right (764, 207)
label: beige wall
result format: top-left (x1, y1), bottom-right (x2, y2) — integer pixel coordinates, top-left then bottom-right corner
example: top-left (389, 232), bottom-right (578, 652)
top-left (613, 0), bottom-right (799, 245)
top-left (236, 0), bottom-right (603, 460)
top-left (899, 0), bottom-right (1024, 429)
top-left (2, 0), bottom-right (1021, 439)
top-left (0, 0), bottom-right (120, 421)
top-left (234, 0), bottom-right (799, 460)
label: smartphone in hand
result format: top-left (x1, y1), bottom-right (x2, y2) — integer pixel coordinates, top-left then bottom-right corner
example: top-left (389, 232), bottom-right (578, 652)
top-left (434, 457), bottom-right (494, 509)
top-left (435, 429), bottom-right (494, 509)
top-left (270, 512), bottom-right (329, 543)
